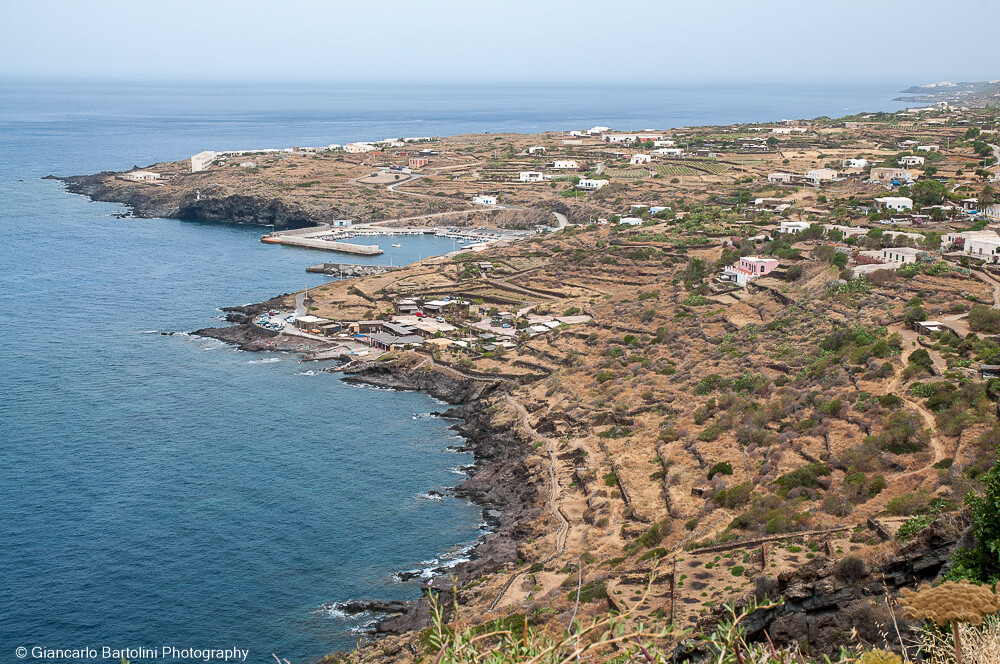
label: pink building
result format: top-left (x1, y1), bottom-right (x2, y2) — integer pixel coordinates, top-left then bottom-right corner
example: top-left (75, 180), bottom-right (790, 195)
top-left (721, 256), bottom-right (779, 287)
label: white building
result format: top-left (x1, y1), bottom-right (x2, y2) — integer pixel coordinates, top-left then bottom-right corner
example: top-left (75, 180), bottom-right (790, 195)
top-left (878, 247), bottom-right (922, 264)
top-left (806, 168), bottom-right (839, 182)
top-left (653, 139), bottom-right (676, 147)
top-left (916, 145), bottom-right (940, 152)
top-left (630, 154), bottom-right (652, 165)
top-left (618, 217), bottom-right (643, 226)
top-left (841, 158), bottom-right (868, 169)
top-left (986, 205), bottom-right (1000, 222)
top-left (472, 194), bottom-right (498, 206)
top-left (870, 167), bottom-right (915, 184)
top-left (586, 126), bottom-right (611, 135)
top-left (874, 196), bottom-right (914, 212)
top-left (190, 150), bottom-right (217, 173)
top-left (941, 230), bottom-right (1000, 254)
top-left (120, 170), bottom-right (160, 181)
top-left (549, 160), bottom-right (579, 170)
top-left (528, 146), bottom-right (546, 154)
top-left (768, 172), bottom-right (795, 183)
top-left (779, 221), bottom-right (811, 234)
top-left (519, 171), bottom-right (548, 182)
top-left (344, 142), bottom-right (376, 153)
top-left (900, 155), bottom-right (925, 167)
top-left (653, 147), bottom-right (684, 156)
top-left (824, 224), bottom-right (869, 239)
top-left (577, 178), bottom-right (609, 191)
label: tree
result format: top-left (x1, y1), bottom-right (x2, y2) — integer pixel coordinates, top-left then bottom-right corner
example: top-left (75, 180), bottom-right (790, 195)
top-left (981, 185), bottom-right (996, 209)
top-left (949, 452), bottom-right (1000, 584)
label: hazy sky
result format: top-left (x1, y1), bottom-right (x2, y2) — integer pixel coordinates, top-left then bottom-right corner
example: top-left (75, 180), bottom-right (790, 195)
top-left (3, 0), bottom-right (999, 84)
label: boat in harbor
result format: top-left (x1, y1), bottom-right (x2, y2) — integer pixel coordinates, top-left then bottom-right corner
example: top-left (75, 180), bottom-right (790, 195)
top-left (392, 243), bottom-right (402, 248)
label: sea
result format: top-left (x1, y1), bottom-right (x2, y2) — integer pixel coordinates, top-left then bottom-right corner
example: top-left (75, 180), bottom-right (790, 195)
top-left (0, 80), bottom-right (910, 663)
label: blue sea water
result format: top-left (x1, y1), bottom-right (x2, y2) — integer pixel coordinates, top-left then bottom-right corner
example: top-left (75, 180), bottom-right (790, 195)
top-left (0, 80), bottom-right (909, 663)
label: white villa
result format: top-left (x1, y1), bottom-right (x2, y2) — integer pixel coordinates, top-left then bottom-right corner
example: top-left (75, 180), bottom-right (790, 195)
top-left (900, 155), bottom-right (925, 167)
top-left (120, 170), bottom-right (160, 181)
top-left (779, 221), bottom-right (811, 234)
top-left (519, 171), bottom-right (548, 182)
top-left (549, 160), bottom-right (579, 170)
top-left (630, 154), bottom-right (652, 165)
top-left (841, 158), bottom-right (868, 169)
top-left (344, 142), bottom-right (376, 153)
top-left (577, 178), bottom-right (609, 191)
top-left (942, 230), bottom-right (1000, 259)
top-left (874, 196), bottom-right (914, 212)
top-left (472, 194), bottom-right (498, 206)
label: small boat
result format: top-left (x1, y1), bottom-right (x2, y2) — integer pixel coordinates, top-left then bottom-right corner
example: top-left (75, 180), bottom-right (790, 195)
top-left (392, 243), bottom-right (402, 248)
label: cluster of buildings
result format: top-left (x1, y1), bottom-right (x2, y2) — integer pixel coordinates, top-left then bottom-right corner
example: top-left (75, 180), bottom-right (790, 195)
top-left (287, 293), bottom-right (591, 354)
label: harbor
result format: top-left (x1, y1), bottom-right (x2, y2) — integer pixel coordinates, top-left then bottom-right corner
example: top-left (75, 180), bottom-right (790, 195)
top-left (261, 220), bottom-right (533, 255)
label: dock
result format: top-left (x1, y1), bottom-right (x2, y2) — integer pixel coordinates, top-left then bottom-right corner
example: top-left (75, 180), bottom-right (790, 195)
top-left (261, 225), bottom-right (383, 255)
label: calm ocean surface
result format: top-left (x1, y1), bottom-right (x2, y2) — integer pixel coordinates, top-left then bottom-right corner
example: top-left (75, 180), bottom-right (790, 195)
top-left (0, 80), bottom-right (908, 662)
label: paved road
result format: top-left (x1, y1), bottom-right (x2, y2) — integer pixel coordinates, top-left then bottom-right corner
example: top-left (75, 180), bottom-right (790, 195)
top-left (594, 161), bottom-right (606, 175)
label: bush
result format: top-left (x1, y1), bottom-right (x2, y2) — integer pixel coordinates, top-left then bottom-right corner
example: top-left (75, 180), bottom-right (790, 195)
top-left (969, 304), bottom-right (1000, 334)
top-left (908, 349), bottom-right (933, 371)
top-left (715, 481), bottom-right (752, 509)
top-left (870, 411), bottom-right (927, 454)
top-left (774, 463), bottom-right (831, 495)
top-left (708, 461), bottom-right (734, 480)
top-left (567, 580), bottom-right (607, 603)
top-left (595, 370), bottom-right (614, 384)
top-left (838, 555), bottom-right (868, 582)
top-left (885, 489), bottom-right (932, 516)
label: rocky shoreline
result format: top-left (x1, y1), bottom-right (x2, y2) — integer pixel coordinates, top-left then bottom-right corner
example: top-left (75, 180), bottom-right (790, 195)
top-left (48, 173), bottom-right (319, 228)
top-left (191, 318), bottom-right (543, 644)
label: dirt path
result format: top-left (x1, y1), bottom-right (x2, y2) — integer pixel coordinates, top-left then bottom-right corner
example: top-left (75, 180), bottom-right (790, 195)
top-left (486, 395), bottom-right (573, 612)
top-left (972, 268), bottom-right (1000, 307)
top-left (505, 394), bottom-right (570, 552)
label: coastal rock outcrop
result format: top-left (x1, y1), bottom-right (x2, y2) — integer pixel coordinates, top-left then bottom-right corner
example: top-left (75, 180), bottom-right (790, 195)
top-left (51, 174), bottom-right (317, 228)
top-left (681, 518), bottom-right (965, 660)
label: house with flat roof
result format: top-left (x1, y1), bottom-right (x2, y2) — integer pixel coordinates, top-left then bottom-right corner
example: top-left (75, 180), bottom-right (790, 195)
top-left (577, 178), bottom-right (609, 191)
top-left (527, 146), bottom-right (546, 154)
top-left (779, 220), bottom-right (811, 234)
top-left (630, 154), bottom-right (652, 165)
top-left (190, 150), bottom-right (217, 172)
top-left (900, 155), bottom-right (925, 167)
top-left (120, 170), bottom-right (161, 182)
top-left (768, 172), bottom-right (795, 183)
top-left (941, 230), bottom-right (1000, 258)
top-left (549, 160), bottom-right (580, 170)
top-left (874, 196), bottom-right (914, 212)
top-left (877, 247), bottom-right (923, 264)
top-left (472, 194), bottom-right (498, 206)
top-left (806, 168), bottom-right (839, 183)
top-left (519, 171), bottom-right (547, 182)
top-left (870, 167), bottom-right (915, 184)
top-left (841, 158), bottom-right (868, 169)
top-left (720, 256), bottom-right (779, 287)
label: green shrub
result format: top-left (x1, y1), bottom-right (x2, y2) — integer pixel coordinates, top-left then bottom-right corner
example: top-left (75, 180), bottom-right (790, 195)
top-left (774, 463), bottom-right (831, 495)
top-left (708, 461), bottom-right (734, 480)
top-left (567, 580), bottom-right (607, 603)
